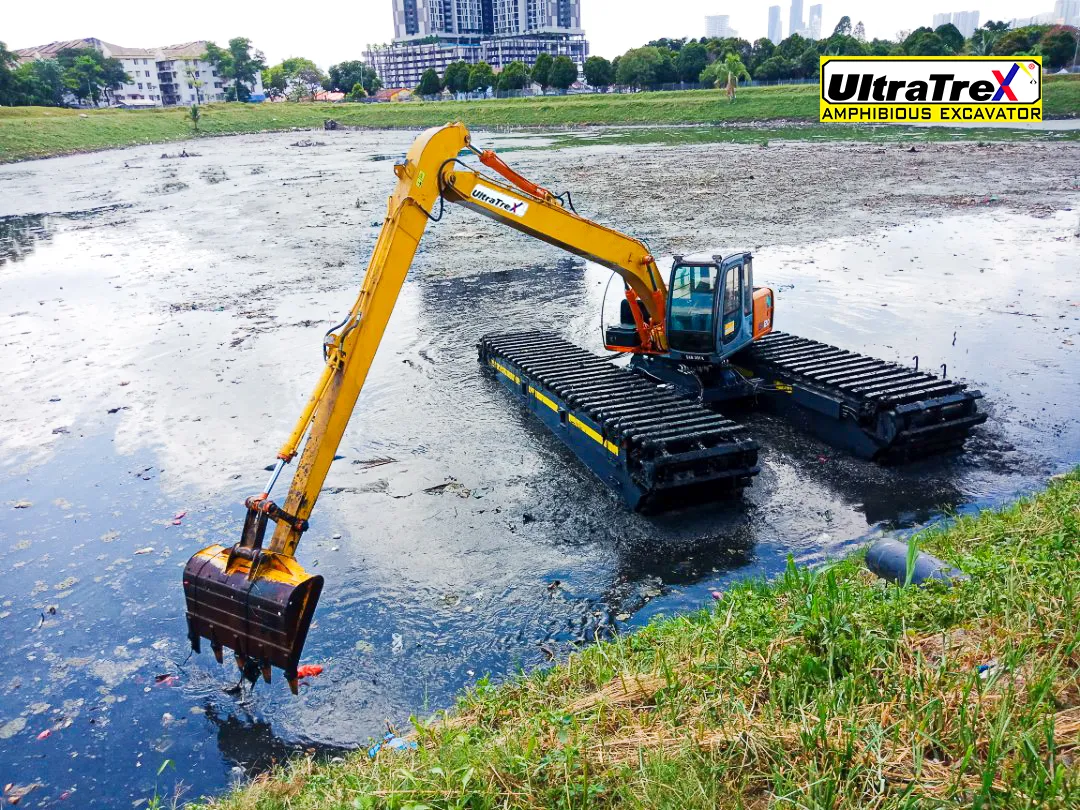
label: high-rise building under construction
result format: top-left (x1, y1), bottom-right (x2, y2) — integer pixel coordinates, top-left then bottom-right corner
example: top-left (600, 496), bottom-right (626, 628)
top-left (371, 0), bottom-right (588, 89)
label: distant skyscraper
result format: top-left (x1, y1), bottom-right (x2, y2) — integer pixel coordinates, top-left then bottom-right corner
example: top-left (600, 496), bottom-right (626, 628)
top-left (808, 4), bottom-right (822, 39)
top-left (768, 5), bottom-right (783, 43)
top-left (952, 10), bottom-right (979, 37)
top-left (789, 0), bottom-right (805, 38)
top-left (705, 14), bottom-right (738, 38)
top-left (1054, 0), bottom-right (1080, 25)
top-left (932, 10), bottom-right (981, 38)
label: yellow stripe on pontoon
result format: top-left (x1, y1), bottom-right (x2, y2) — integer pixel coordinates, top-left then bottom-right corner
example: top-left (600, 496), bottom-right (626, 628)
top-left (528, 386), bottom-right (559, 412)
top-left (569, 414), bottom-right (619, 455)
top-left (489, 359), bottom-right (520, 384)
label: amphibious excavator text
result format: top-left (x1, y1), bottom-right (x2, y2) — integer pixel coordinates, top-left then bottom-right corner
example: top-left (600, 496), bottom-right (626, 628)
top-left (184, 122), bottom-right (986, 690)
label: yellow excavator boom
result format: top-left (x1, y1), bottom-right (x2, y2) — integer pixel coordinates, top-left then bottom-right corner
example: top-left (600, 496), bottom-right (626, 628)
top-left (183, 121), bottom-right (673, 690)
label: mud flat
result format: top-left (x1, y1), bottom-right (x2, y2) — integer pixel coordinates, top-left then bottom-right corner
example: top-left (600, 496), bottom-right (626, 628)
top-left (0, 129), bottom-right (1078, 807)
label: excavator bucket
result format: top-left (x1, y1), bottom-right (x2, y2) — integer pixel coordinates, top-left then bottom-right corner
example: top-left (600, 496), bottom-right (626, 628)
top-left (183, 514), bottom-right (322, 693)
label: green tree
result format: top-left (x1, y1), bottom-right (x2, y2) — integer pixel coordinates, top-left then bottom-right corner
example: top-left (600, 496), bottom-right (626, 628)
top-left (347, 82), bottom-right (367, 101)
top-left (903, 28), bottom-right (950, 56)
top-left (821, 33), bottom-right (866, 56)
top-left (646, 37), bottom-right (687, 51)
top-left (205, 38), bottom-right (265, 101)
top-left (64, 55), bottom-right (104, 105)
top-left (100, 58), bottom-right (129, 104)
top-left (468, 61), bottom-right (495, 92)
top-left (775, 33), bottom-right (810, 61)
top-left (934, 23), bottom-right (965, 54)
top-left (189, 103), bottom-right (200, 132)
top-left (583, 55), bottom-right (613, 89)
top-left (417, 67), bottom-right (442, 96)
top-left (0, 41), bottom-right (18, 106)
top-left (262, 65), bottom-right (287, 100)
top-left (753, 55), bottom-right (794, 81)
top-left (869, 38), bottom-right (898, 56)
top-left (833, 16), bottom-right (852, 37)
top-left (327, 60), bottom-right (381, 94)
top-left (984, 20), bottom-right (1010, 33)
top-left (548, 55), bottom-right (578, 90)
top-left (49, 47), bottom-right (129, 106)
top-left (265, 57), bottom-right (324, 101)
top-left (14, 59), bottom-right (66, 106)
top-left (749, 38), bottom-right (776, 72)
top-left (1039, 27), bottom-right (1078, 70)
top-left (229, 37), bottom-right (265, 100)
top-left (660, 47), bottom-right (680, 83)
top-left (443, 60), bottom-right (471, 93)
top-left (296, 65), bottom-right (326, 100)
top-left (531, 52), bottom-right (553, 89)
top-left (616, 47), bottom-right (660, 88)
top-left (496, 60), bottom-right (530, 91)
top-left (675, 41), bottom-right (708, 83)
top-left (202, 41), bottom-right (232, 95)
top-left (991, 29), bottom-right (1035, 56)
top-left (967, 28), bottom-right (1001, 55)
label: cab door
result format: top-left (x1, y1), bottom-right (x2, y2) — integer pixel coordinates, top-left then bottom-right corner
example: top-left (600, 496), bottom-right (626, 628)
top-left (717, 254), bottom-right (752, 355)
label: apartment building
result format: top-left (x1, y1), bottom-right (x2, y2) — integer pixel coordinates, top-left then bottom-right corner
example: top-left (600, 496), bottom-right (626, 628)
top-left (372, 0), bottom-right (588, 89)
top-left (14, 37), bottom-right (263, 107)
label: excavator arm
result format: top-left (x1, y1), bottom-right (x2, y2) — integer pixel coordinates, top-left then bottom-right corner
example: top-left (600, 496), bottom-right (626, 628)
top-left (183, 122), bottom-right (672, 691)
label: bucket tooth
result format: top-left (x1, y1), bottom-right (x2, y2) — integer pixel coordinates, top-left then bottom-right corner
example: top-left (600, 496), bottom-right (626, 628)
top-left (262, 663), bottom-right (272, 683)
top-left (212, 642), bottom-right (224, 664)
top-left (479, 331), bottom-right (759, 510)
top-left (287, 677), bottom-right (299, 696)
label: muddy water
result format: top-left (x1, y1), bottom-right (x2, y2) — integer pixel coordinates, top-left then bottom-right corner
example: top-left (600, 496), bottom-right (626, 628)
top-left (0, 129), bottom-right (1078, 807)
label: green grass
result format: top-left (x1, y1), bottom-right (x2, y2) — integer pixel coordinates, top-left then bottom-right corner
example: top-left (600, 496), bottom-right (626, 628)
top-left (204, 470), bottom-right (1080, 809)
top-left (1, 75), bottom-right (1078, 163)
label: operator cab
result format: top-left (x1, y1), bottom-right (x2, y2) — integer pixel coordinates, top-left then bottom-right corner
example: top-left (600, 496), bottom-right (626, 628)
top-left (604, 252), bottom-right (773, 359)
top-left (665, 253), bottom-right (773, 362)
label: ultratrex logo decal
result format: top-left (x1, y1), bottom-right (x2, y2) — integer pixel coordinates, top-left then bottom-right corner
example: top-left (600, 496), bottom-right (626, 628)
top-left (820, 56), bottom-right (1042, 123)
top-left (470, 184), bottom-right (530, 217)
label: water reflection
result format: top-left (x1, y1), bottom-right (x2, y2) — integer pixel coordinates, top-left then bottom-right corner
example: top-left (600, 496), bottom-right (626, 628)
top-left (0, 213), bottom-right (51, 265)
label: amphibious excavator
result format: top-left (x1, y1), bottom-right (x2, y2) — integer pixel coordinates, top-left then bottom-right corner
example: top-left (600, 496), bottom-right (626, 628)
top-left (183, 122), bottom-right (986, 690)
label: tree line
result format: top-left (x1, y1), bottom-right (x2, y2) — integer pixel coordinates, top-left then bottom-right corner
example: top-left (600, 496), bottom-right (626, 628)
top-left (261, 58), bottom-right (383, 101)
top-left (0, 35), bottom-right (267, 107)
top-left (415, 52), bottom-right (579, 96)
top-left (606, 17), bottom-right (1077, 90)
top-left (0, 42), bottom-right (129, 106)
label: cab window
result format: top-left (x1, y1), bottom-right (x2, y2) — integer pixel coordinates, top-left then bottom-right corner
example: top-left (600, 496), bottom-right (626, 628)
top-left (723, 265), bottom-right (741, 316)
top-left (669, 264), bottom-right (716, 352)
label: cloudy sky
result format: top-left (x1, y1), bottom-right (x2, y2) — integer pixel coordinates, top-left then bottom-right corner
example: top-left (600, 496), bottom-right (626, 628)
top-left (5, 0), bottom-right (1040, 66)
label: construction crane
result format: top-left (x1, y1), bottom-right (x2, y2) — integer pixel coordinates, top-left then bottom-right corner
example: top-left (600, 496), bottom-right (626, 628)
top-left (184, 122), bottom-right (985, 691)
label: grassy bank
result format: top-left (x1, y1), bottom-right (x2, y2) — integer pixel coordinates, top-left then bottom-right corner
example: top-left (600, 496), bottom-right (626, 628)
top-left (207, 470), bottom-right (1080, 809)
top-left (2, 75), bottom-right (1078, 163)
